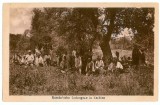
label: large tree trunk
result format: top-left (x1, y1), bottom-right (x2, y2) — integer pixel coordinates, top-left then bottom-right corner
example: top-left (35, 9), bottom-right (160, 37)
top-left (100, 40), bottom-right (112, 66)
top-left (100, 9), bottom-right (117, 65)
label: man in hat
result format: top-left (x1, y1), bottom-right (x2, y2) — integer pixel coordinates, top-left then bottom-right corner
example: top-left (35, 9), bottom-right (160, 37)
top-left (25, 50), bottom-right (34, 66)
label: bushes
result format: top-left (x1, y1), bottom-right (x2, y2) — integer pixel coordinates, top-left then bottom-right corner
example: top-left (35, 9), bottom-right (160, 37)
top-left (9, 64), bottom-right (153, 95)
top-left (9, 64), bottom-right (46, 95)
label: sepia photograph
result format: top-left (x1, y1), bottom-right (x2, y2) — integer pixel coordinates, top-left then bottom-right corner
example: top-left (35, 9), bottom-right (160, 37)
top-left (3, 3), bottom-right (158, 101)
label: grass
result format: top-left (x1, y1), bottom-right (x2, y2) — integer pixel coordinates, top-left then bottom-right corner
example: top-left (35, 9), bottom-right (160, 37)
top-left (9, 49), bottom-right (154, 95)
top-left (9, 63), bottom-right (154, 95)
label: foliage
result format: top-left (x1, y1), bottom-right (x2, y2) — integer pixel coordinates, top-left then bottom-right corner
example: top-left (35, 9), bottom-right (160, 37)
top-left (10, 34), bottom-right (21, 50)
top-left (56, 46), bottom-right (67, 56)
top-left (30, 8), bottom-right (155, 64)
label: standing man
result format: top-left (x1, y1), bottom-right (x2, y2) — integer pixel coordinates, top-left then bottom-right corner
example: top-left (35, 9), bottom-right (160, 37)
top-left (75, 53), bottom-right (82, 74)
top-left (132, 45), bottom-right (140, 66)
top-left (69, 50), bottom-right (76, 72)
top-left (139, 48), bottom-right (146, 66)
top-left (81, 50), bottom-right (91, 75)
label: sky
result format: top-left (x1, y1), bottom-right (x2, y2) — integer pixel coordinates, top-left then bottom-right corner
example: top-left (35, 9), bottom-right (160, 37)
top-left (10, 8), bottom-right (33, 34)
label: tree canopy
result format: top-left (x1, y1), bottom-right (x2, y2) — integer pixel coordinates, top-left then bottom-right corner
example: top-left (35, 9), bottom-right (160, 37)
top-left (30, 7), bottom-right (154, 64)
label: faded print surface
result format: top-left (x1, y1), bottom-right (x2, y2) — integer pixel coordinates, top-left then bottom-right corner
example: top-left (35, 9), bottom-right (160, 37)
top-left (9, 7), bottom-right (154, 96)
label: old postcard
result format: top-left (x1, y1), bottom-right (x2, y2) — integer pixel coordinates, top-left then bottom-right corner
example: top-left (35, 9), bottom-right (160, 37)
top-left (3, 3), bottom-right (158, 101)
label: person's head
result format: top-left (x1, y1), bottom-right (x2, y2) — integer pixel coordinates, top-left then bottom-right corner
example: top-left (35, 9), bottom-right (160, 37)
top-left (88, 57), bottom-right (92, 62)
top-left (97, 56), bottom-right (101, 61)
top-left (76, 52), bottom-right (80, 57)
top-left (141, 48), bottom-right (145, 52)
top-left (64, 56), bottom-right (67, 60)
top-left (72, 50), bottom-right (76, 56)
top-left (128, 57), bottom-right (131, 60)
top-left (112, 57), bottom-right (117, 63)
top-left (37, 54), bottom-right (40, 57)
top-left (28, 50), bottom-right (31, 55)
top-left (133, 44), bottom-right (138, 49)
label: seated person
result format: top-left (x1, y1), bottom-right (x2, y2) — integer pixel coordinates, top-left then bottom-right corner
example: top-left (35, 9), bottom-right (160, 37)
top-left (116, 59), bottom-right (124, 73)
top-left (12, 53), bottom-right (21, 65)
top-left (60, 54), bottom-right (67, 71)
top-left (108, 58), bottom-right (116, 73)
top-left (121, 56), bottom-right (129, 69)
top-left (25, 50), bottom-right (34, 66)
top-left (20, 55), bottom-right (26, 65)
top-left (44, 53), bottom-right (51, 66)
top-left (127, 57), bottom-right (132, 66)
top-left (35, 53), bottom-right (44, 67)
top-left (95, 56), bottom-right (104, 75)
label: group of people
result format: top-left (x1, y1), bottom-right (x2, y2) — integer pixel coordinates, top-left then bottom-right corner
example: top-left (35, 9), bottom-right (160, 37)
top-left (12, 44), bottom-right (146, 75)
top-left (107, 45), bottom-right (146, 73)
top-left (12, 49), bottom-right (52, 67)
top-left (55, 50), bottom-right (106, 75)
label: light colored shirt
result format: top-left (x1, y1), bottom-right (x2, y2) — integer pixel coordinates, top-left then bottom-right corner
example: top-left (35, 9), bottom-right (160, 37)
top-left (20, 56), bottom-right (26, 64)
top-left (35, 48), bottom-right (41, 54)
top-left (75, 56), bottom-right (82, 68)
top-left (95, 60), bottom-right (104, 69)
top-left (44, 55), bottom-right (51, 61)
top-left (116, 61), bottom-right (123, 69)
top-left (108, 62), bottom-right (116, 71)
top-left (72, 50), bottom-right (76, 57)
top-left (86, 61), bottom-right (95, 72)
top-left (35, 56), bottom-right (44, 66)
top-left (25, 54), bottom-right (34, 63)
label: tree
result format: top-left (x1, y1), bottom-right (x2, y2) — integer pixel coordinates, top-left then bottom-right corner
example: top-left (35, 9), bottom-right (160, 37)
top-left (31, 7), bottom-right (154, 66)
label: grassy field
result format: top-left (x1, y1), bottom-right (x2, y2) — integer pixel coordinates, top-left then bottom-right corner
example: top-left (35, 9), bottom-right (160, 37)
top-left (9, 63), bottom-right (154, 95)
